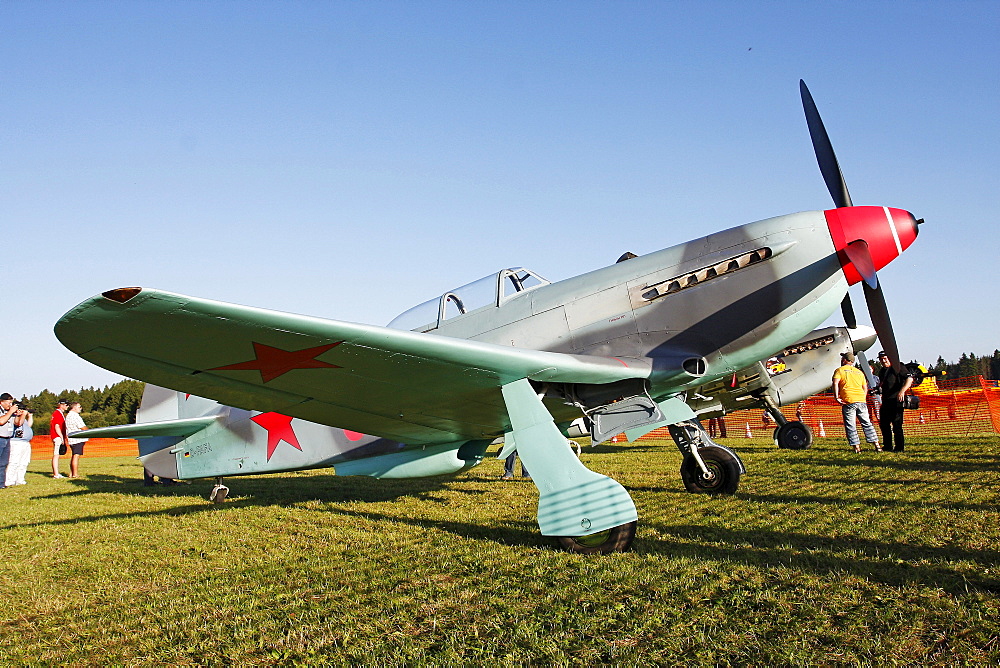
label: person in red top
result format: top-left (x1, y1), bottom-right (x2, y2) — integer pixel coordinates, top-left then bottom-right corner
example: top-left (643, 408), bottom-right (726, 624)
top-left (50, 399), bottom-right (70, 479)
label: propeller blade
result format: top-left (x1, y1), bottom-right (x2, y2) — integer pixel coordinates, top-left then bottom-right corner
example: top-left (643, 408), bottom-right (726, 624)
top-left (840, 294), bottom-right (858, 330)
top-left (800, 80), bottom-right (853, 209)
top-left (863, 281), bottom-right (902, 372)
top-left (857, 350), bottom-right (877, 390)
top-left (842, 240), bottom-right (878, 289)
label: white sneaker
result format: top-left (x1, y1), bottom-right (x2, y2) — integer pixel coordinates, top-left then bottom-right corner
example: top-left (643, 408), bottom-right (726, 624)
top-left (53, 474), bottom-right (65, 479)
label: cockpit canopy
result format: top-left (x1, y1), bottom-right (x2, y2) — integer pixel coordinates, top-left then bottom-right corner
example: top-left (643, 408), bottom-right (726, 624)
top-left (387, 268), bottom-right (549, 332)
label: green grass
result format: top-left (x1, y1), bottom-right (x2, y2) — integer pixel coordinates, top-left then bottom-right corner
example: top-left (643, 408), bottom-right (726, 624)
top-left (2, 436), bottom-right (999, 665)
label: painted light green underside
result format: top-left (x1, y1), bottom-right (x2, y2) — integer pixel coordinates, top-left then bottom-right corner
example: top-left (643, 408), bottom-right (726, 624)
top-left (719, 280), bottom-right (847, 374)
top-left (333, 442), bottom-right (482, 479)
top-left (55, 289), bottom-right (650, 446)
top-left (502, 378), bottom-right (637, 536)
top-left (624, 397), bottom-right (696, 441)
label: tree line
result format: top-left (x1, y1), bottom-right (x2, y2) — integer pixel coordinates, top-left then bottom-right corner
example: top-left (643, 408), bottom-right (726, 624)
top-left (19, 380), bottom-right (145, 435)
top-left (928, 350), bottom-right (1000, 382)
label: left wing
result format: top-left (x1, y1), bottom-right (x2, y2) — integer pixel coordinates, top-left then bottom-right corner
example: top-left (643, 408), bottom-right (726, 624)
top-left (56, 288), bottom-right (652, 444)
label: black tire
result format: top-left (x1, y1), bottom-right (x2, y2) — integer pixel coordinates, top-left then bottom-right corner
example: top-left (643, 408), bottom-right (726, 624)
top-left (557, 521), bottom-right (637, 555)
top-left (680, 445), bottom-right (741, 495)
top-left (774, 421), bottom-right (813, 450)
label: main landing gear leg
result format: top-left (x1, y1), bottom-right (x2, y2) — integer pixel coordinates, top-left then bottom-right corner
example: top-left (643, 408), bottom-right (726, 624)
top-left (501, 378), bottom-right (638, 554)
top-left (209, 477), bottom-right (229, 503)
top-left (669, 421), bottom-right (745, 495)
top-left (758, 395), bottom-right (813, 450)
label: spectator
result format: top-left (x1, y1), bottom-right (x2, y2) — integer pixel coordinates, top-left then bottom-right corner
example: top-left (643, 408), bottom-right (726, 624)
top-left (502, 451), bottom-right (530, 481)
top-left (50, 398), bottom-right (70, 478)
top-left (143, 467), bottom-right (179, 486)
top-left (708, 416), bottom-right (727, 438)
top-left (64, 402), bottom-right (89, 478)
top-left (877, 351), bottom-right (914, 453)
top-left (0, 393), bottom-right (21, 489)
top-left (832, 352), bottom-right (880, 453)
top-left (6, 407), bottom-right (33, 486)
top-left (868, 363), bottom-right (882, 421)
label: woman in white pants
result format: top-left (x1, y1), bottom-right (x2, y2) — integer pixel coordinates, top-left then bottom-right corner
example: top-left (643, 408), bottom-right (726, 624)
top-left (6, 409), bottom-right (33, 486)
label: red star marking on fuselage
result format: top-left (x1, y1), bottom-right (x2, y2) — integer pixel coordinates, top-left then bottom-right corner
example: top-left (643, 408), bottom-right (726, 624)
top-left (251, 412), bottom-right (302, 461)
top-left (209, 341), bottom-right (343, 383)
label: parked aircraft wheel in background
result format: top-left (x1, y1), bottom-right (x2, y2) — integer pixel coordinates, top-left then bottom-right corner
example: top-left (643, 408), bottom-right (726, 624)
top-left (680, 446), bottom-right (741, 495)
top-left (557, 520), bottom-right (637, 554)
top-left (774, 421), bottom-right (813, 450)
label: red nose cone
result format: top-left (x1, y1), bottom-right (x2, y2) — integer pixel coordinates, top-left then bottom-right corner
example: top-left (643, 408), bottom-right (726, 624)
top-left (825, 206), bottom-right (919, 285)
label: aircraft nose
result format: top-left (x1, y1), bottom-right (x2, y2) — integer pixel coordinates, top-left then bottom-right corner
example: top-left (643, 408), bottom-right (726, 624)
top-left (824, 206), bottom-right (919, 285)
top-left (846, 324), bottom-right (878, 354)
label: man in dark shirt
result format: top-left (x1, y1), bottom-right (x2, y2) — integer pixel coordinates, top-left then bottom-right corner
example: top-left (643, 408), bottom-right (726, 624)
top-left (877, 352), bottom-right (914, 452)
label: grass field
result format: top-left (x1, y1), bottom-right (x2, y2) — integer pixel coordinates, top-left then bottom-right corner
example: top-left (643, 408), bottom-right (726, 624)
top-left (2, 435), bottom-right (999, 665)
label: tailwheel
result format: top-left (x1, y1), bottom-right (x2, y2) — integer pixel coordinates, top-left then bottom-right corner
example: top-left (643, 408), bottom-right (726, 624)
top-left (774, 421), bottom-right (813, 450)
top-left (209, 477), bottom-right (229, 504)
top-left (680, 445), bottom-right (741, 495)
top-left (557, 520), bottom-right (637, 555)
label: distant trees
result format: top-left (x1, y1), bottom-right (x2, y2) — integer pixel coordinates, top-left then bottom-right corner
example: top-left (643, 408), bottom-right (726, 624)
top-left (928, 350), bottom-right (1000, 381)
top-left (20, 380), bottom-right (145, 434)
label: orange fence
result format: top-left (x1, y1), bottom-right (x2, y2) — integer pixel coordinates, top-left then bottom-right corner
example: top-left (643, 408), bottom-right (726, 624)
top-left (29, 436), bottom-right (139, 460)
top-left (644, 375), bottom-right (1000, 440)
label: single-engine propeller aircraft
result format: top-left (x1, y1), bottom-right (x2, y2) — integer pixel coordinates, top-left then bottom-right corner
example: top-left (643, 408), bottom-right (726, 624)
top-left (57, 81), bottom-right (920, 553)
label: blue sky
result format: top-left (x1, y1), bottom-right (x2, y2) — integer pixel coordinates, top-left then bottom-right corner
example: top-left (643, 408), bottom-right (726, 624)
top-left (3, 1), bottom-right (998, 395)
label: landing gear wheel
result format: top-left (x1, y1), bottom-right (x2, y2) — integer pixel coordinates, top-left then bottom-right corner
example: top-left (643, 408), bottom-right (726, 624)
top-left (209, 483), bottom-right (229, 504)
top-left (680, 445), bottom-right (741, 495)
top-left (557, 520), bottom-right (637, 555)
top-left (774, 421), bottom-right (813, 450)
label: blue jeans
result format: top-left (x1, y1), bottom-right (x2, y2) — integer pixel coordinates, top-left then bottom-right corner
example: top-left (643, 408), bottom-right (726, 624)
top-left (842, 402), bottom-right (878, 447)
top-left (0, 437), bottom-right (9, 487)
top-left (504, 451), bottom-right (529, 477)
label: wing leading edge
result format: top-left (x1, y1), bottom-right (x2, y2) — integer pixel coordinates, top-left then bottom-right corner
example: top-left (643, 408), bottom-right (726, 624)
top-left (56, 288), bottom-right (653, 444)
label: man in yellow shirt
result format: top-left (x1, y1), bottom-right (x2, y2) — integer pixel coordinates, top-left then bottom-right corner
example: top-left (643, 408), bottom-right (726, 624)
top-left (832, 352), bottom-right (880, 453)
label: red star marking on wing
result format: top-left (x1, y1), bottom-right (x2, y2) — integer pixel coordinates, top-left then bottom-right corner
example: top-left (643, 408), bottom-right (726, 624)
top-left (209, 341), bottom-right (343, 383)
top-left (251, 412), bottom-right (303, 461)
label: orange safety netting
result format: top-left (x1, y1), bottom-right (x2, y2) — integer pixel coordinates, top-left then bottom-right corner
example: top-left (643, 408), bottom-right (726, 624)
top-left (642, 375), bottom-right (1000, 440)
top-left (29, 436), bottom-right (139, 460)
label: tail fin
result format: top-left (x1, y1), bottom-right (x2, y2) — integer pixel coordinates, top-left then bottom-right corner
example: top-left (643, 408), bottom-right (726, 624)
top-left (137, 384), bottom-right (228, 422)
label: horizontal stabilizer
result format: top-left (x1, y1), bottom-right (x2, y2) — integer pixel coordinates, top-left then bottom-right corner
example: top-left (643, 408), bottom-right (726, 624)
top-left (69, 416), bottom-right (219, 439)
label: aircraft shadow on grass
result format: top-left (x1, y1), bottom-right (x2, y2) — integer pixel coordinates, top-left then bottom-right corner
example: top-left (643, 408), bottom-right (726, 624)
top-left (36, 470), bottom-right (470, 506)
top-left (737, 491), bottom-right (995, 514)
top-left (771, 451), bottom-right (1000, 476)
top-left (16, 473), bottom-right (998, 596)
top-left (642, 522), bottom-right (1000, 596)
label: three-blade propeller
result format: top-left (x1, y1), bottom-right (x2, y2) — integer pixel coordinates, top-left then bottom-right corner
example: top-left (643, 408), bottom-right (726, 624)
top-left (800, 79), bottom-right (903, 374)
